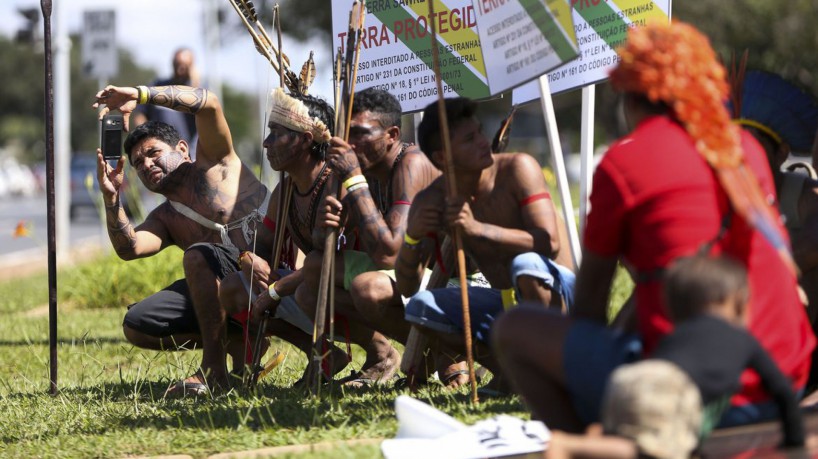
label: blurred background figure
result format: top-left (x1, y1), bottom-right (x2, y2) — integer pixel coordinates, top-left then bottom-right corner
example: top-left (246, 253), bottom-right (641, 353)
top-left (131, 48), bottom-right (200, 157)
top-left (729, 66), bottom-right (818, 396)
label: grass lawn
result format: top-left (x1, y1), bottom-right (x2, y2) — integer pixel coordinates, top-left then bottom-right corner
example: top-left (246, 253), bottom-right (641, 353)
top-left (0, 248), bottom-right (550, 459)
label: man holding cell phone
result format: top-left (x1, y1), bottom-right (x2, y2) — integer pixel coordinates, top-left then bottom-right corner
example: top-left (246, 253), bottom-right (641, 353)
top-left (90, 84), bottom-right (294, 395)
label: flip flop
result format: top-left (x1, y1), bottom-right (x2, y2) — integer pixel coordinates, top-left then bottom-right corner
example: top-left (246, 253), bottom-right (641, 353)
top-left (164, 378), bottom-right (210, 398)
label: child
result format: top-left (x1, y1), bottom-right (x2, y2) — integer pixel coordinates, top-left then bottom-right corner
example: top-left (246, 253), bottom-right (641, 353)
top-left (546, 254), bottom-right (804, 459)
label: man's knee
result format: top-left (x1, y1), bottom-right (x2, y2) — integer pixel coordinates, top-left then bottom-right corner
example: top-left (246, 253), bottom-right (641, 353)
top-left (123, 324), bottom-right (157, 349)
top-left (183, 244), bottom-right (211, 277)
top-left (350, 272), bottom-right (394, 305)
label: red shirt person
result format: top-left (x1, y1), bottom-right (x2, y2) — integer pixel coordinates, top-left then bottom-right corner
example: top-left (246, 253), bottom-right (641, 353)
top-left (585, 114), bottom-right (813, 409)
top-left (491, 21), bottom-right (814, 432)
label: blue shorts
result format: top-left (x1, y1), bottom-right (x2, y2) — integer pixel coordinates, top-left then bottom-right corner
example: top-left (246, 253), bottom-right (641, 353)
top-left (510, 253), bottom-right (576, 311)
top-left (404, 254), bottom-right (574, 343)
top-left (404, 287), bottom-right (502, 343)
top-left (563, 319), bottom-right (642, 425)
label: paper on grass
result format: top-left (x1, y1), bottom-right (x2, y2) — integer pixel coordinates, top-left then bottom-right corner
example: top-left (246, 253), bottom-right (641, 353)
top-left (383, 396), bottom-right (550, 459)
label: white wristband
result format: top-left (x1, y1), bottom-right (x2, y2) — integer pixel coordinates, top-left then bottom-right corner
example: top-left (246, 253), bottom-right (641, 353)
top-left (268, 282), bottom-right (281, 301)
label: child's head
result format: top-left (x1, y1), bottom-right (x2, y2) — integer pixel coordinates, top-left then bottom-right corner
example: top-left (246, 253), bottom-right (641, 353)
top-left (663, 254), bottom-right (749, 325)
top-left (602, 360), bottom-right (702, 459)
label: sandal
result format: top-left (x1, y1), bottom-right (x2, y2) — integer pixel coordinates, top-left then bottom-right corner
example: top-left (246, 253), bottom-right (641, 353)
top-left (164, 377), bottom-right (210, 398)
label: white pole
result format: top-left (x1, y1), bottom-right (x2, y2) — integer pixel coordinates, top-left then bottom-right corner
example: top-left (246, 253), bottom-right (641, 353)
top-left (203, 0), bottom-right (223, 101)
top-left (538, 75), bottom-right (581, 268)
top-left (413, 112), bottom-right (423, 143)
top-left (54, 0), bottom-right (70, 260)
top-left (579, 84), bottom-right (595, 239)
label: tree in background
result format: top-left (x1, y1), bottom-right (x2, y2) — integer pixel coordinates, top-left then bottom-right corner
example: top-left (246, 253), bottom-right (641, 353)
top-left (0, 34), bottom-right (259, 167)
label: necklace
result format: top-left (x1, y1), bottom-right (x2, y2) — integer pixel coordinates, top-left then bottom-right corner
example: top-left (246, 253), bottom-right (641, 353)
top-left (293, 162), bottom-right (329, 197)
top-left (288, 166), bottom-right (332, 252)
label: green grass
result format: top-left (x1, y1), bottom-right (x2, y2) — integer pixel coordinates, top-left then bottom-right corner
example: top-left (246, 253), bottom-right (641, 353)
top-left (0, 249), bottom-right (537, 458)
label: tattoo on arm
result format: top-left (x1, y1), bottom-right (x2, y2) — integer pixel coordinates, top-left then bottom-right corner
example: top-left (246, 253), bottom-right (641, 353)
top-left (346, 187), bottom-right (394, 255)
top-left (105, 204), bottom-right (137, 257)
top-left (148, 86), bottom-right (207, 114)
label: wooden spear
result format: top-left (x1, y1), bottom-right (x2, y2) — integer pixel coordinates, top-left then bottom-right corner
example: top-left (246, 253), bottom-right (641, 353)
top-left (311, 0), bottom-right (365, 395)
top-left (41, 0), bottom-right (58, 396)
top-left (427, 0), bottom-right (478, 404)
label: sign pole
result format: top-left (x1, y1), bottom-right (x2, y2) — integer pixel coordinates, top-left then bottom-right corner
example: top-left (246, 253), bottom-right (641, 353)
top-left (538, 75), bottom-right (581, 269)
top-left (579, 85), bottom-right (595, 239)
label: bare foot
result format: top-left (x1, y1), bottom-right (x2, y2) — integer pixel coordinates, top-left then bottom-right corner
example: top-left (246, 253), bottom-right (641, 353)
top-left (342, 346), bottom-right (401, 388)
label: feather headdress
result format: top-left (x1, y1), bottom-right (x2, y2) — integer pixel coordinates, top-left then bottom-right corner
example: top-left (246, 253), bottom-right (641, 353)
top-left (268, 87), bottom-right (331, 142)
top-left (730, 68), bottom-right (818, 153)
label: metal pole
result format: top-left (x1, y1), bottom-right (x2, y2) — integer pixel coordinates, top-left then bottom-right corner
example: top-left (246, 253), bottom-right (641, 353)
top-left (41, 0), bottom-right (58, 396)
top-left (54, 0), bottom-right (70, 258)
top-left (538, 75), bottom-right (581, 269)
top-left (579, 85), bottom-right (595, 240)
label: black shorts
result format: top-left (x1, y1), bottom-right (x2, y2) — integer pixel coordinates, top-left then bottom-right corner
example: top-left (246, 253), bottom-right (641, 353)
top-left (122, 243), bottom-right (243, 337)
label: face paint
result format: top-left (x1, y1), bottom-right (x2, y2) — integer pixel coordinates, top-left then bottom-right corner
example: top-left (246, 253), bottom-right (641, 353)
top-left (265, 128), bottom-right (302, 171)
top-left (139, 151), bottom-right (186, 192)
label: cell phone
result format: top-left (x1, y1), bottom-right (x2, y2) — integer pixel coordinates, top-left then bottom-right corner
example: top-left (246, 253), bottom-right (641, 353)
top-left (100, 114), bottom-right (123, 160)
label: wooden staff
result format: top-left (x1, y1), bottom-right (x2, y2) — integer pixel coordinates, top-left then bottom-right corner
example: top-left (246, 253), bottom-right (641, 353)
top-left (427, 0), bottom-right (478, 404)
top-left (248, 3), bottom-right (295, 388)
top-left (41, 0), bottom-right (58, 396)
top-left (311, 0), bottom-right (365, 395)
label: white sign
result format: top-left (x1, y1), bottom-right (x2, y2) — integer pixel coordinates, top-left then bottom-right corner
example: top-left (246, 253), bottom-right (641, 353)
top-left (82, 10), bottom-right (118, 79)
top-left (331, 0), bottom-right (578, 113)
top-left (513, 0), bottom-right (670, 102)
top-left (472, 0), bottom-right (578, 95)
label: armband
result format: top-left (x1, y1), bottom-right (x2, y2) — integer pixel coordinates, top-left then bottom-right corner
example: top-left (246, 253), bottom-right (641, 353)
top-left (404, 233), bottom-right (421, 246)
top-left (346, 182), bottom-right (369, 193)
top-left (342, 175), bottom-right (367, 191)
top-left (136, 85), bottom-right (149, 105)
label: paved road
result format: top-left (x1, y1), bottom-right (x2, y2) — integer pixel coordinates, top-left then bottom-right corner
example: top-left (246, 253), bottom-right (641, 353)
top-left (0, 194), bottom-right (108, 257)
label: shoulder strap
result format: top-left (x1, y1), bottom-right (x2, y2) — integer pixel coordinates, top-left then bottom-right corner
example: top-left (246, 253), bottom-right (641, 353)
top-left (780, 171), bottom-right (808, 230)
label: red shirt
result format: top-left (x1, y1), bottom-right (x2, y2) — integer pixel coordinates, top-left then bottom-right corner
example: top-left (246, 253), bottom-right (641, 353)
top-left (584, 115), bottom-right (814, 404)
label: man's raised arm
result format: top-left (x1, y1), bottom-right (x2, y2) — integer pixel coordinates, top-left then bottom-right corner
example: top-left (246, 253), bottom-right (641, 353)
top-left (142, 85), bottom-right (233, 164)
top-left (93, 84), bottom-right (234, 165)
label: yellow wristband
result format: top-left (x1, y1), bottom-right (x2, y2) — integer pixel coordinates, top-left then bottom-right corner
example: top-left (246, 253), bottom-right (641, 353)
top-left (268, 282), bottom-right (281, 301)
top-left (404, 233), bottom-right (421, 246)
top-left (137, 85), bottom-right (149, 105)
top-left (342, 175), bottom-right (367, 191)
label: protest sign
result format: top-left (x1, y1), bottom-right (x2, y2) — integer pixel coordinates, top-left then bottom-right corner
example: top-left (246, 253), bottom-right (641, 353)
top-left (513, 0), bottom-right (671, 102)
top-left (332, 0), bottom-right (579, 112)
